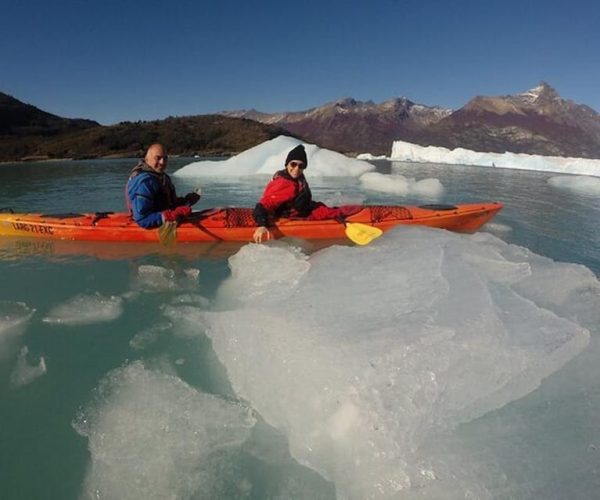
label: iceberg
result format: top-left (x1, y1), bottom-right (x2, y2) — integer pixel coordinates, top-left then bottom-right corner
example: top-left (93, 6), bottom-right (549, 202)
top-left (174, 135), bottom-right (375, 178)
top-left (390, 140), bottom-right (600, 177)
top-left (191, 227), bottom-right (596, 498)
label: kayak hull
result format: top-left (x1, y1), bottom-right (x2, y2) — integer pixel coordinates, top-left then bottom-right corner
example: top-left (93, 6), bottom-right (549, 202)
top-left (0, 202), bottom-right (503, 243)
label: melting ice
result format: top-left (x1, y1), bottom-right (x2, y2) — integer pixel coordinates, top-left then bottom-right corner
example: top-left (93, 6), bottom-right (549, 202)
top-left (132, 264), bottom-right (200, 292)
top-left (548, 175), bottom-right (600, 195)
top-left (74, 361), bottom-right (256, 500)
top-left (389, 140), bottom-right (600, 177)
top-left (359, 171), bottom-right (444, 198)
top-left (10, 346), bottom-right (46, 388)
top-left (174, 135), bottom-right (444, 199)
top-left (196, 227), bottom-right (597, 498)
top-left (174, 135), bottom-right (375, 179)
top-left (42, 293), bottom-right (123, 326)
top-left (0, 301), bottom-right (35, 362)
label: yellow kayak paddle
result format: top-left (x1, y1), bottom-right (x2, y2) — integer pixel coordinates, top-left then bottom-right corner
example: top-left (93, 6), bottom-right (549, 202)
top-left (344, 222), bottom-right (383, 245)
top-left (158, 221), bottom-right (177, 247)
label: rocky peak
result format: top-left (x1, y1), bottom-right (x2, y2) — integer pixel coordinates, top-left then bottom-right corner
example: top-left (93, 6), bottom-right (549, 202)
top-left (333, 98), bottom-right (358, 109)
top-left (517, 81), bottom-right (560, 105)
top-left (380, 97), bottom-right (413, 111)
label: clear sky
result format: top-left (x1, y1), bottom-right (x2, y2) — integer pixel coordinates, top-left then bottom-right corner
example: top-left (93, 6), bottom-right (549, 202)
top-left (2, 0), bottom-right (599, 125)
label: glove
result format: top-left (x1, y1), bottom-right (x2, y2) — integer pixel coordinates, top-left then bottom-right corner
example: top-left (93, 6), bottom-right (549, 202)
top-left (184, 192), bottom-right (201, 206)
top-left (162, 205), bottom-right (192, 223)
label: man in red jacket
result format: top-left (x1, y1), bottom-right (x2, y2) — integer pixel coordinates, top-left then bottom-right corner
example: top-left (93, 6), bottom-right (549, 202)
top-left (252, 144), bottom-right (358, 243)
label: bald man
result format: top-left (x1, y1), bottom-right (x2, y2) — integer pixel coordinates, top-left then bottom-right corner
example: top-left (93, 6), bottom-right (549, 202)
top-left (126, 144), bottom-right (200, 228)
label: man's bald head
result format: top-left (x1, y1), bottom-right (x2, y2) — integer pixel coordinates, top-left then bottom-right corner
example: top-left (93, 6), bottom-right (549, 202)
top-left (145, 143), bottom-right (168, 173)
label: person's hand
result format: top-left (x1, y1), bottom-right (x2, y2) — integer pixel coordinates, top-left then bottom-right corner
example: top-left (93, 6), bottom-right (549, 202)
top-left (253, 226), bottom-right (270, 243)
top-left (162, 205), bottom-right (192, 223)
top-left (184, 192), bottom-right (201, 206)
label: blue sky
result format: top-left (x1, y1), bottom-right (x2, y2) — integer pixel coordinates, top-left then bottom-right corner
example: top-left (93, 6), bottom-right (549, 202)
top-left (2, 0), bottom-right (599, 125)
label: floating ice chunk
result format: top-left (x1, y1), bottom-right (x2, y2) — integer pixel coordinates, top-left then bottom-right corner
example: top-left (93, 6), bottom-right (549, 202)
top-left (0, 301), bottom-right (35, 337)
top-left (319, 190), bottom-right (367, 207)
top-left (174, 135), bottom-right (375, 179)
top-left (73, 361), bottom-right (256, 500)
top-left (170, 293), bottom-right (211, 308)
top-left (201, 227), bottom-right (594, 498)
top-left (133, 265), bottom-right (200, 292)
top-left (43, 293), bottom-right (123, 326)
top-left (357, 153), bottom-right (389, 160)
top-left (482, 222), bottom-right (513, 237)
top-left (163, 305), bottom-right (209, 339)
top-left (129, 321), bottom-right (172, 350)
top-left (548, 175), bottom-right (600, 195)
top-left (359, 171), bottom-right (444, 198)
top-left (0, 301), bottom-right (35, 361)
top-left (218, 243), bottom-right (310, 306)
top-left (10, 346), bottom-right (46, 387)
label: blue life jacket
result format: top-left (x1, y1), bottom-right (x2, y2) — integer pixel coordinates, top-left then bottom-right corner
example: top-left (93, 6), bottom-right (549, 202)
top-left (126, 162), bottom-right (178, 229)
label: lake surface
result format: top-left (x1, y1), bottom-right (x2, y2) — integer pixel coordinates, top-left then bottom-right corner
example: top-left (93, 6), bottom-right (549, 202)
top-left (0, 158), bottom-right (599, 499)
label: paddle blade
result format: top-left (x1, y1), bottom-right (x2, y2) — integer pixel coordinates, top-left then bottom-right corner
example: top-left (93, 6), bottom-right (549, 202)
top-left (158, 221), bottom-right (177, 247)
top-left (345, 222), bottom-right (383, 245)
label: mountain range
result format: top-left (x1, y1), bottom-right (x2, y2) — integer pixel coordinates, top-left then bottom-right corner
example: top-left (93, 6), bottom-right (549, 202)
top-left (2, 83), bottom-right (600, 161)
top-left (221, 83), bottom-right (600, 158)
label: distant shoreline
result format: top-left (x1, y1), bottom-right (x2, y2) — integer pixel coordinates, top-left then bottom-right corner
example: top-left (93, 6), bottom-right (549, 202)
top-left (0, 152), bottom-right (233, 165)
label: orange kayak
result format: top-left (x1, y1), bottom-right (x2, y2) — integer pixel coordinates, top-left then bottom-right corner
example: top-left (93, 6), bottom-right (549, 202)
top-left (0, 202), bottom-right (503, 243)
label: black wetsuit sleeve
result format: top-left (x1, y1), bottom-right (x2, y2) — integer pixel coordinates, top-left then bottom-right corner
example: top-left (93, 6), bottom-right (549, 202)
top-left (253, 203), bottom-right (269, 227)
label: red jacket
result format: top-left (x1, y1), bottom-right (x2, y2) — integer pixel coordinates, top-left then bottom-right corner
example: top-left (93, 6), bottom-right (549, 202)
top-left (253, 169), bottom-right (361, 226)
top-left (253, 170), bottom-right (313, 226)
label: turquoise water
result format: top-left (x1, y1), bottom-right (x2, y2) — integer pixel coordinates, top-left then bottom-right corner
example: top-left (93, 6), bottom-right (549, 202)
top-left (0, 158), bottom-right (599, 499)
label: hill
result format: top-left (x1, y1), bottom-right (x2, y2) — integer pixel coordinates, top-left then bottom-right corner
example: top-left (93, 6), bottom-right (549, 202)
top-left (0, 94), bottom-right (289, 161)
top-left (0, 92), bottom-right (99, 136)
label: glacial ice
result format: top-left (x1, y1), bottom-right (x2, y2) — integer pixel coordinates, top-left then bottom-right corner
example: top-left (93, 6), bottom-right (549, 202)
top-left (548, 174), bottom-right (600, 195)
top-left (10, 346), bottom-right (46, 387)
top-left (195, 227), bottom-right (596, 498)
top-left (174, 135), bottom-right (375, 178)
top-left (359, 171), bottom-right (444, 198)
top-left (0, 301), bottom-right (35, 362)
top-left (42, 293), bottom-right (123, 326)
top-left (132, 264), bottom-right (200, 292)
top-left (73, 361), bottom-right (256, 500)
top-left (390, 140), bottom-right (600, 177)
